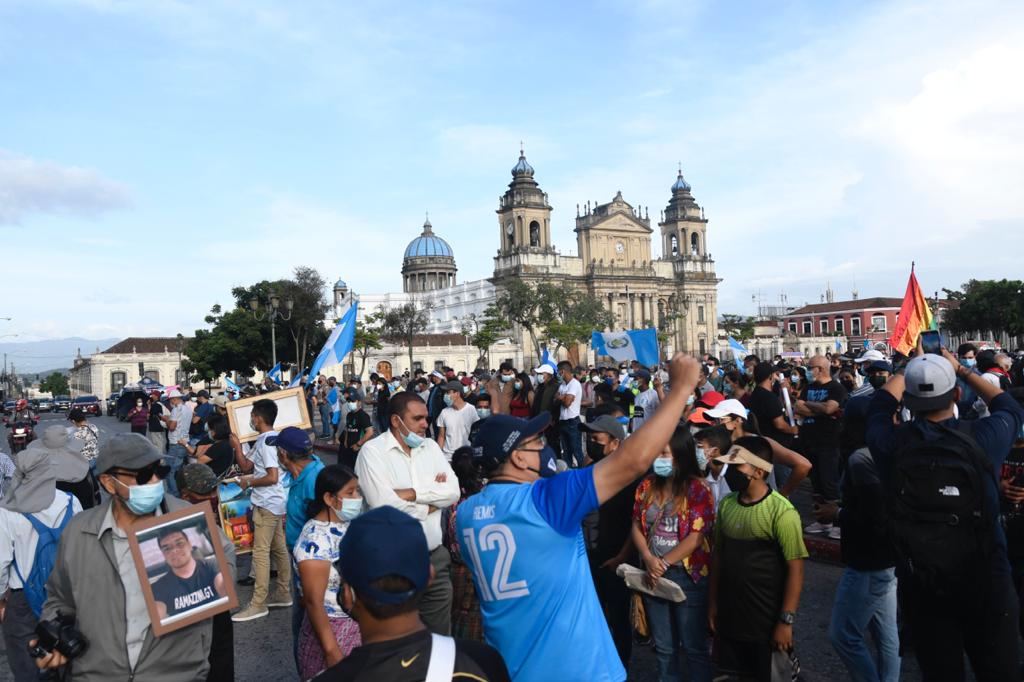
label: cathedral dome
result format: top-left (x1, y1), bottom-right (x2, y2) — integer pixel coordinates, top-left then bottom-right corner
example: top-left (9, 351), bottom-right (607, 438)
top-left (671, 169), bottom-right (691, 192)
top-left (403, 219), bottom-right (455, 258)
top-left (511, 148), bottom-right (534, 177)
top-left (333, 278), bottom-right (347, 289)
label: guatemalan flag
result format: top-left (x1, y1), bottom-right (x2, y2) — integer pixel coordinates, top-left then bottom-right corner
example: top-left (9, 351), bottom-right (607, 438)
top-left (727, 336), bottom-right (749, 357)
top-left (267, 362), bottom-right (283, 383)
top-left (591, 328), bottom-right (660, 367)
top-left (224, 377), bottom-right (241, 393)
top-left (307, 301), bottom-right (359, 382)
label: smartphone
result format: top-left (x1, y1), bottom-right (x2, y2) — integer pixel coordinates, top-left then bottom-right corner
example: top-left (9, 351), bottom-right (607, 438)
top-left (920, 329), bottom-right (942, 355)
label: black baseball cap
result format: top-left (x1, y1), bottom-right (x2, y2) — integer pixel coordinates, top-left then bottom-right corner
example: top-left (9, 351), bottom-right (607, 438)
top-left (472, 413), bottom-right (550, 470)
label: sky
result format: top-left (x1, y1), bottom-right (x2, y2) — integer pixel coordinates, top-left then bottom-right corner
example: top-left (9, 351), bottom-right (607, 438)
top-left (2, 0), bottom-right (1023, 343)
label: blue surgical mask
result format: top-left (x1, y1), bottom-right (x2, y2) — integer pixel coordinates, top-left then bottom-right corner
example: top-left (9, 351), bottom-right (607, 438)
top-left (616, 416), bottom-right (629, 425)
top-left (723, 383), bottom-right (734, 397)
top-left (338, 497), bottom-right (363, 521)
top-left (500, 374), bottom-right (514, 383)
top-left (346, 401), bottom-right (358, 411)
top-left (514, 381), bottom-right (522, 390)
top-left (443, 394), bottom-right (454, 407)
top-left (477, 408), bottom-right (491, 418)
top-left (695, 447), bottom-right (708, 470)
top-left (604, 377), bottom-right (615, 386)
top-left (653, 457), bottom-right (674, 477)
top-left (397, 417), bottom-right (425, 448)
top-left (115, 479), bottom-right (165, 515)
top-left (961, 358), bottom-right (977, 368)
top-left (790, 374), bottom-right (800, 383)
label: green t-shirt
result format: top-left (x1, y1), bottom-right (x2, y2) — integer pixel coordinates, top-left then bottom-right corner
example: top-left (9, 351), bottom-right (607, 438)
top-left (715, 489), bottom-right (809, 561)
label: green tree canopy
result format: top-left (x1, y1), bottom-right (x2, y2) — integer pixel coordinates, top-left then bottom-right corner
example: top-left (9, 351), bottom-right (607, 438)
top-left (539, 283), bottom-right (615, 362)
top-left (720, 314), bottom-right (757, 341)
top-left (460, 304), bottom-right (507, 369)
top-left (943, 279), bottom-right (1024, 338)
top-left (378, 301), bottom-right (431, 373)
top-left (39, 372), bottom-right (69, 396)
top-left (354, 313), bottom-right (384, 379)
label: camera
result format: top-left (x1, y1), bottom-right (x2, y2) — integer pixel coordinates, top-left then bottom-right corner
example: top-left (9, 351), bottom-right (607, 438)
top-left (28, 611), bottom-right (88, 661)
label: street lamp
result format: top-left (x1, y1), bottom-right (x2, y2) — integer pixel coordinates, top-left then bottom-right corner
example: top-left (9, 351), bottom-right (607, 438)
top-left (248, 291), bottom-right (294, 368)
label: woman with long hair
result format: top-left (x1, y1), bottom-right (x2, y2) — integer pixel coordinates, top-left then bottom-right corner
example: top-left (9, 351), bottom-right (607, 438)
top-left (509, 373), bottom-right (534, 418)
top-left (722, 369), bottom-right (749, 407)
top-left (631, 427), bottom-right (715, 682)
top-left (442, 445), bottom-right (487, 641)
top-left (294, 465), bottom-right (363, 680)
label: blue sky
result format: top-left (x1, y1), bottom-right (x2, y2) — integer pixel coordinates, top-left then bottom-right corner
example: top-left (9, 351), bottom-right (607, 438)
top-left (2, 0), bottom-right (1023, 341)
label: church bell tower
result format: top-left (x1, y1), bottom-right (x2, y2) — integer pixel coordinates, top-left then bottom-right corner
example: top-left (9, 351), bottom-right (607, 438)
top-left (496, 146), bottom-right (553, 255)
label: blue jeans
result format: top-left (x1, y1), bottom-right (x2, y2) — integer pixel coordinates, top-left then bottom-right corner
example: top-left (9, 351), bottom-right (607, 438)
top-left (318, 404), bottom-right (332, 438)
top-left (829, 567), bottom-right (900, 682)
top-left (559, 418), bottom-right (583, 467)
top-left (164, 444), bottom-right (187, 497)
top-left (642, 567), bottom-right (711, 682)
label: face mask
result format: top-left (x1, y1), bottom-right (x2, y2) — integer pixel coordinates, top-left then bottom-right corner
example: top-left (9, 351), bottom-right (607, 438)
top-left (868, 375), bottom-right (887, 390)
top-left (114, 479), bottom-right (165, 515)
top-left (616, 416), bottom-right (629, 425)
top-left (477, 408), bottom-right (491, 418)
top-left (790, 374), bottom-right (800, 384)
top-left (513, 381), bottom-right (522, 391)
top-left (136, 400), bottom-right (143, 406)
top-left (653, 457), bottom-right (674, 477)
top-left (558, 374), bottom-right (566, 384)
top-left (604, 377), bottom-right (615, 386)
top-left (500, 374), bottom-right (514, 383)
top-left (840, 379), bottom-right (856, 392)
top-left (525, 445), bottom-right (558, 478)
top-left (249, 419), bottom-right (257, 432)
top-left (961, 358), bottom-right (976, 368)
top-left (536, 374), bottom-right (546, 384)
top-left (337, 497), bottom-right (363, 521)
top-left (695, 446), bottom-right (708, 470)
top-left (396, 417), bottom-right (424, 448)
top-left (723, 466), bottom-right (753, 493)
top-left (346, 401), bottom-right (358, 411)
top-left (586, 439), bottom-right (607, 462)
top-left (591, 376), bottom-right (600, 384)
top-left (443, 394), bottom-right (454, 407)
top-left (723, 383), bottom-right (734, 397)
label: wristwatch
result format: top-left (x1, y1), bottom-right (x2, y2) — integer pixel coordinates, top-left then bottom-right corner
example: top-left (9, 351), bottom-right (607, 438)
top-left (778, 611), bottom-right (796, 625)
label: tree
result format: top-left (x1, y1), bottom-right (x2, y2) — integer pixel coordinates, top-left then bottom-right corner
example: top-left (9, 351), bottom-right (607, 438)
top-left (493, 279), bottom-right (544, 359)
top-left (540, 284), bottom-right (615, 365)
top-left (354, 313), bottom-right (384, 378)
top-left (461, 305), bottom-right (507, 369)
top-left (181, 304), bottom-right (269, 382)
top-left (39, 372), bottom-right (69, 397)
top-left (378, 301), bottom-right (432, 373)
top-left (720, 314), bottom-right (757, 341)
top-left (943, 279), bottom-right (1024, 339)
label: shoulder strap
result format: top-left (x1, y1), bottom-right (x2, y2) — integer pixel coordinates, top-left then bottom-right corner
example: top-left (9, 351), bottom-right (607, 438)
top-left (424, 634), bottom-right (456, 682)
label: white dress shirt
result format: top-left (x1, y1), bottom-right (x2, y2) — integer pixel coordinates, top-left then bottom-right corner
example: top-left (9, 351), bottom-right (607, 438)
top-left (355, 429), bottom-right (460, 550)
top-left (0, 491), bottom-right (82, 593)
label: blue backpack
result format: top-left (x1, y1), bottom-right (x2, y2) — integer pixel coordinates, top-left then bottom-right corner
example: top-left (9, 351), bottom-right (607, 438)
top-left (13, 493), bottom-right (75, 616)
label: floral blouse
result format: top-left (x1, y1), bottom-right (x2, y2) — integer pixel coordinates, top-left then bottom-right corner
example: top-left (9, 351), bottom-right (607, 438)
top-left (632, 476), bottom-right (715, 583)
top-left (294, 518), bottom-right (350, 619)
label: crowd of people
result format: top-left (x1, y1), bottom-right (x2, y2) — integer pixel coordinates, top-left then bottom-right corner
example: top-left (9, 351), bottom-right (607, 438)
top-left (1, 339), bottom-right (1024, 680)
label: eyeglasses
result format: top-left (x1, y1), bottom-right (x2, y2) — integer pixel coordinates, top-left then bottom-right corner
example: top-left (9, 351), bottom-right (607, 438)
top-left (109, 462), bottom-right (168, 485)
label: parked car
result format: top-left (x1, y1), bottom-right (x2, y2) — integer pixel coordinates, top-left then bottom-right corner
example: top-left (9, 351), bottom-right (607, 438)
top-left (106, 393), bottom-right (119, 416)
top-left (2, 400), bottom-right (15, 415)
top-left (54, 395), bottom-right (72, 412)
top-left (70, 395), bottom-right (102, 416)
top-left (36, 398), bottom-right (54, 413)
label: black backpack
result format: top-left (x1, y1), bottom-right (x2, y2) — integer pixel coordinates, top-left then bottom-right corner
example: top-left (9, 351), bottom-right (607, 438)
top-left (887, 421), bottom-right (996, 594)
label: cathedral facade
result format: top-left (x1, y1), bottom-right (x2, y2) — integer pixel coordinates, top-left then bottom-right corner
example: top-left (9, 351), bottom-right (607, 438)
top-left (349, 150), bottom-right (720, 373)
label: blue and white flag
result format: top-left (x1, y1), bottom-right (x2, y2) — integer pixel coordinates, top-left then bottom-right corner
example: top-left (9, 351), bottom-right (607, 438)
top-left (835, 338), bottom-right (843, 352)
top-left (863, 339), bottom-right (871, 349)
top-left (307, 301), bottom-right (359, 382)
top-left (267, 362), bottom-right (283, 383)
top-left (727, 336), bottom-right (749, 356)
top-left (591, 328), bottom-right (660, 367)
top-left (539, 348), bottom-right (558, 372)
top-left (288, 369), bottom-right (307, 388)
top-left (224, 377), bottom-right (241, 393)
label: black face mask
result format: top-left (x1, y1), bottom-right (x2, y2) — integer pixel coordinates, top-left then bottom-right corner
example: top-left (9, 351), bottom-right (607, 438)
top-left (723, 466), bottom-right (753, 493)
top-left (868, 375), bottom-right (888, 389)
top-left (586, 439), bottom-right (607, 462)
top-left (840, 379), bottom-right (856, 392)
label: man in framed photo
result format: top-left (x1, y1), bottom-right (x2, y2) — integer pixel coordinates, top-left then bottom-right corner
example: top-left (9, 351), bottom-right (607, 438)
top-left (151, 527), bottom-right (227, 621)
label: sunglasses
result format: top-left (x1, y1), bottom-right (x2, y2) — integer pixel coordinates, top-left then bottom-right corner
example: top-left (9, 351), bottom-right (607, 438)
top-left (109, 462), bottom-right (169, 485)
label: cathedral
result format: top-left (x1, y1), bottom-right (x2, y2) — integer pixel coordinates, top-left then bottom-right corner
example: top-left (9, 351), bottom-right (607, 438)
top-left (346, 149), bottom-right (720, 373)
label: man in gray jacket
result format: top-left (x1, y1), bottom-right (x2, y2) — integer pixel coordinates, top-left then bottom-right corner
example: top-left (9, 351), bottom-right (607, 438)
top-left (35, 433), bottom-right (236, 681)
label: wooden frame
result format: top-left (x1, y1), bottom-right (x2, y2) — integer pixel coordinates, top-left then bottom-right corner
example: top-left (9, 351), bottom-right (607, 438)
top-left (127, 504), bottom-right (239, 637)
top-left (224, 386), bottom-right (312, 443)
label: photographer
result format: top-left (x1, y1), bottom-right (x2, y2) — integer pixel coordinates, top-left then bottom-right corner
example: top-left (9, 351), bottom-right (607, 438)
top-left (35, 433), bottom-right (236, 680)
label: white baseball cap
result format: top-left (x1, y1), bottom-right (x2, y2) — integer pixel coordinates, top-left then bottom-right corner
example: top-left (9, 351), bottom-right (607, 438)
top-left (704, 398), bottom-right (749, 420)
top-left (534, 365), bottom-right (554, 375)
top-left (854, 349), bottom-right (886, 364)
top-left (165, 388), bottom-right (185, 399)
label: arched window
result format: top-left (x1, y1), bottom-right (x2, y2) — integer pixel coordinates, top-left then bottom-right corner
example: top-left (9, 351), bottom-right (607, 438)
top-left (691, 232), bottom-right (700, 254)
top-left (670, 234), bottom-right (679, 256)
top-left (529, 221), bottom-right (540, 246)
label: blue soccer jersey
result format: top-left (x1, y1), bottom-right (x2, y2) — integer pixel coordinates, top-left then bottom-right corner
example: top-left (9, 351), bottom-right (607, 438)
top-left (456, 468), bottom-right (626, 682)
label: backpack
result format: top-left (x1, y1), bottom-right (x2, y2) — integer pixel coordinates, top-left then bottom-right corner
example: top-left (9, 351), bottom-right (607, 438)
top-left (13, 494), bottom-right (76, 616)
top-left (887, 421), bottom-right (995, 594)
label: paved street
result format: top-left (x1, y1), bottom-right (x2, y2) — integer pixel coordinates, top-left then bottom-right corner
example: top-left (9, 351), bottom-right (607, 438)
top-left (0, 414), bottom-right (923, 681)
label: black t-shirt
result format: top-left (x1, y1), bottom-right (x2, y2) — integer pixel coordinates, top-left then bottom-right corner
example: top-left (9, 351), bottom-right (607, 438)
top-left (342, 410), bottom-right (372, 454)
top-left (204, 440), bottom-right (235, 477)
top-left (748, 386), bottom-right (790, 445)
top-left (148, 402), bottom-right (165, 433)
top-left (612, 386), bottom-right (635, 416)
top-left (1001, 445), bottom-right (1024, 565)
top-left (798, 380), bottom-right (848, 448)
top-left (319, 629), bottom-right (510, 682)
top-left (151, 558), bottom-right (222, 618)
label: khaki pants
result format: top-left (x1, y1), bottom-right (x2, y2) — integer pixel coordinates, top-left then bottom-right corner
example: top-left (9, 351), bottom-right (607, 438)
top-left (251, 505), bottom-right (291, 607)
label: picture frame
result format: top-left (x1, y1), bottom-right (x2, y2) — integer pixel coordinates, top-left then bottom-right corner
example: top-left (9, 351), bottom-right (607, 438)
top-left (127, 504), bottom-right (238, 637)
top-left (224, 386), bottom-right (312, 443)
top-left (217, 480), bottom-right (254, 555)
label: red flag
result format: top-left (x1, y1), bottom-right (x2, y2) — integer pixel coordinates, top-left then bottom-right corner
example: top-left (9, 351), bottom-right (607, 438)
top-left (889, 265), bottom-right (935, 355)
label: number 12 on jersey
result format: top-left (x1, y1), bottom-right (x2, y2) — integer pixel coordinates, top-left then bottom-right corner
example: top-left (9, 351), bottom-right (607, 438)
top-left (462, 523), bottom-right (530, 602)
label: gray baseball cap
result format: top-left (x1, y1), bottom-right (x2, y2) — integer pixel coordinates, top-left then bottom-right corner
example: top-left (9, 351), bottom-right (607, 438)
top-left (95, 433), bottom-right (164, 475)
top-left (903, 354), bottom-right (957, 412)
top-left (580, 415), bottom-right (627, 442)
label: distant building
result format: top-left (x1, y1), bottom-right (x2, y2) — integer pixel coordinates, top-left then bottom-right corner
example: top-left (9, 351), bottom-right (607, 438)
top-left (69, 337), bottom-right (196, 398)
top-left (781, 297), bottom-right (903, 351)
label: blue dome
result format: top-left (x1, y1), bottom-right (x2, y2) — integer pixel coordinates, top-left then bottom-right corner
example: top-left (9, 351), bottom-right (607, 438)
top-left (512, 150), bottom-right (534, 176)
top-left (672, 169), bottom-right (691, 192)
top-left (404, 219), bottom-right (454, 259)
top-left (333, 278), bottom-right (347, 289)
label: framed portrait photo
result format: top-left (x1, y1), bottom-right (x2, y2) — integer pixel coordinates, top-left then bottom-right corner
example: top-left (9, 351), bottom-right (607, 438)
top-left (224, 386), bottom-right (312, 443)
top-left (127, 504), bottom-right (238, 637)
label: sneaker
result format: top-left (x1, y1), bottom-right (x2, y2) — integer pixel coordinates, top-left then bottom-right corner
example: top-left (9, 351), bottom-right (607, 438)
top-left (267, 593), bottom-right (293, 608)
top-left (804, 521), bottom-right (832, 534)
top-left (231, 604), bottom-right (269, 622)
top-left (828, 525), bottom-right (842, 540)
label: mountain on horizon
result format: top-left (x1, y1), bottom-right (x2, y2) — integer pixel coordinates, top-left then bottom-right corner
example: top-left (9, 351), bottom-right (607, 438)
top-left (0, 337), bottom-right (122, 374)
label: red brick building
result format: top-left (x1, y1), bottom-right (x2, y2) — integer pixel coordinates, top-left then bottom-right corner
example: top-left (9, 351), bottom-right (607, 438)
top-left (782, 297), bottom-right (902, 350)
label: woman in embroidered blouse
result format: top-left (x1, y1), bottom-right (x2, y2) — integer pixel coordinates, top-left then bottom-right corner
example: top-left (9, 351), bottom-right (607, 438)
top-left (632, 426), bottom-right (715, 682)
top-left (294, 465), bottom-right (363, 681)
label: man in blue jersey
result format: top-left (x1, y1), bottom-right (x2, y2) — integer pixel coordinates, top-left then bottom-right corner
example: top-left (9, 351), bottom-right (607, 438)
top-left (457, 353), bottom-right (701, 681)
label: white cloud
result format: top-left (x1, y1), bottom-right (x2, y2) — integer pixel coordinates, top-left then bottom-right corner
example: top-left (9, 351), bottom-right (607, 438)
top-left (0, 151), bottom-right (130, 225)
